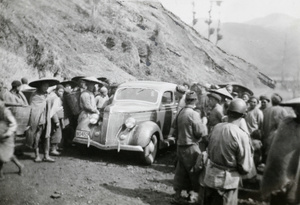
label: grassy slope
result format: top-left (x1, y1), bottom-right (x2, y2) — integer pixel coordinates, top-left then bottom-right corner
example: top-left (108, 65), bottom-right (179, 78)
top-left (0, 0), bottom-right (264, 89)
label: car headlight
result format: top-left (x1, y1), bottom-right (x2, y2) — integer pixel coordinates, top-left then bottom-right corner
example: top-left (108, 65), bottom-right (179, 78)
top-left (125, 117), bottom-right (136, 129)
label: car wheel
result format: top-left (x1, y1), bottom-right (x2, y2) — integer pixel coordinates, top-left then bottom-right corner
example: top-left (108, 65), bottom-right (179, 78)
top-left (141, 134), bottom-right (158, 165)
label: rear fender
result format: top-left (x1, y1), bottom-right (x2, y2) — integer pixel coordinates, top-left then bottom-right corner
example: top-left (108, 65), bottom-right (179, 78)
top-left (131, 121), bottom-right (163, 148)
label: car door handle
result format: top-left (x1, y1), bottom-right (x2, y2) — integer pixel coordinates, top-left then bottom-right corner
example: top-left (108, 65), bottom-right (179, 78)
top-left (173, 111), bottom-right (177, 114)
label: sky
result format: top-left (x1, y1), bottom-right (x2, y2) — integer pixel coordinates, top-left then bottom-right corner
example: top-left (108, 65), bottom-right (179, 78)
top-left (159, 0), bottom-right (300, 24)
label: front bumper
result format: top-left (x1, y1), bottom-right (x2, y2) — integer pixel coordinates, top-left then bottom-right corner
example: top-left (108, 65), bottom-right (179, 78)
top-left (73, 137), bottom-right (144, 152)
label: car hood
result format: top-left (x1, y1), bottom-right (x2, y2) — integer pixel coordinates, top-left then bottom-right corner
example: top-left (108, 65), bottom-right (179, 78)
top-left (109, 102), bottom-right (157, 113)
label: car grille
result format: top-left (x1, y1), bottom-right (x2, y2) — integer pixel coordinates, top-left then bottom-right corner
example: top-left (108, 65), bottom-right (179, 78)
top-left (100, 111), bottom-right (156, 145)
top-left (101, 112), bottom-right (125, 145)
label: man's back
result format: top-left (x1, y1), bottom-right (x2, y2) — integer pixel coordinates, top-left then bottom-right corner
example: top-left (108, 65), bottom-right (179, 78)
top-left (208, 122), bottom-right (251, 170)
top-left (176, 106), bottom-right (206, 145)
top-left (262, 105), bottom-right (288, 142)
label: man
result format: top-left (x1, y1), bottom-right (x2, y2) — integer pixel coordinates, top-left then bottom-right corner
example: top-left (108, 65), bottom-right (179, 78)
top-left (204, 99), bottom-right (253, 205)
top-left (76, 77), bottom-right (101, 135)
top-left (225, 84), bottom-right (233, 94)
top-left (261, 97), bottom-right (300, 205)
top-left (245, 96), bottom-right (264, 135)
top-left (244, 96), bottom-right (263, 176)
top-left (195, 84), bottom-right (210, 124)
top-left (175, 85), bottom-right (187, 111)
top-left (20, 77), bottom-right (31, 91)
top-left (259, 95), bottom-right (270, 111)
top-left (0, 100), bottom-right (24, 179)
top-left (49, 84), bottom-right (65, 156)
top-left (95, 86), bottom-right (109, 110)
top-left (26, 78), bottom-right (59, 162)
top-left (10, 80), bottom-right (28, 106)
top-left (262, 93), bottom-right (288, 162)
top-left (207, 92), bottom-right (223, 132)
top-left (172, 91), bottom-right (207, 204)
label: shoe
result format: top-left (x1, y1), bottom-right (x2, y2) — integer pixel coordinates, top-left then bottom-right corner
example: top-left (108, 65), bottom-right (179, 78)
top-left (43, 157), bottom-right (55, 162)
top-left (50, 150), bottom-right (61, 156)
top-left (34, 157), bottom-right (42, 162)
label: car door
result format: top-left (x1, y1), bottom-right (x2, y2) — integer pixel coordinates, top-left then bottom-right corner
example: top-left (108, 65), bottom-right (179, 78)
top-left (158, 91), bottom-right (177, 137)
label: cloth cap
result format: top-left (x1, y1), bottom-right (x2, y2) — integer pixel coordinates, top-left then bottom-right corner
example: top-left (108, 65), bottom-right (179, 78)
top-left (271, 93), bottom-right (282, 105)
top-left (208, 93), bottom-right (222, 102)
top-left (185, 91), bottom-right (197, 100)
top-left (260, 95), bottom-right (270, 102)
top-left (11, 80), bottom-right (22, 88)
top-left (176, 85), bottom-right (187, 94)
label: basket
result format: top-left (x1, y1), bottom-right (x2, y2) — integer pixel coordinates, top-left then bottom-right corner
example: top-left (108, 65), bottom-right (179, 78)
top-left (9, 105), bottom-right (31, 135)
top-left (64, 91), bottom-right (81, 116)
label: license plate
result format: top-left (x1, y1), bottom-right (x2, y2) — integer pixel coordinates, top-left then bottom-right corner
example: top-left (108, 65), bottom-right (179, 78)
top-left (76, 130), bottom-right (90, 138)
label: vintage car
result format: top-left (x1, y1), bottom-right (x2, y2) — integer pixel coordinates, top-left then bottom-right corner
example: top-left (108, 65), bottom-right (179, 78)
top-left (73, 81), bottom-right (178, 164)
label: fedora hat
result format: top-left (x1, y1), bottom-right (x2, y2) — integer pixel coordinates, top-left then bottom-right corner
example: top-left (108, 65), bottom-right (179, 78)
top-left (29, 78), bottom-right (59, 88)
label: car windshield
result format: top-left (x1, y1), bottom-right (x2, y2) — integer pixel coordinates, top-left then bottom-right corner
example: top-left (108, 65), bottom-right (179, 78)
top-left (115, 88), bottom-right (158, 103)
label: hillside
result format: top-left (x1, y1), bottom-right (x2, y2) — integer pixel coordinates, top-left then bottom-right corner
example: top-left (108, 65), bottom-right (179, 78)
top-left (194, 14), bottom-right (300, 77)
top-left (0, 0), bottom-right (265, 88)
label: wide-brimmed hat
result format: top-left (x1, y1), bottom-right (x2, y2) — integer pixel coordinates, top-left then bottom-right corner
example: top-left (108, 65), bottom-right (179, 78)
top-left (71, 76), bottom-right (85, 83)
top-left (82, 76), bottom-right (104, 85)
top-left (280, 97), bottom-right (300, 107)
top-left (29, 78), bottom-right (60, 88)
top-left (208, 93), bottom-right (222, 102)
top-left (97, 77), bottom-right (110, 85)
top-left (210, 88), bottom-right (233, 100)
top-left (60, 80), bottom-right (77, 88)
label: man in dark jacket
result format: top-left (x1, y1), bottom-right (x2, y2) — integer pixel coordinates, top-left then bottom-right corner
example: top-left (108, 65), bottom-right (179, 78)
top-left (172, 91), bottom-right (207, 204)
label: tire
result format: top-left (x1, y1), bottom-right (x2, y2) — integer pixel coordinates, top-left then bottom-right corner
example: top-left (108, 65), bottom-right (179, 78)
top-left (141, 134), bottom-right (158, 165)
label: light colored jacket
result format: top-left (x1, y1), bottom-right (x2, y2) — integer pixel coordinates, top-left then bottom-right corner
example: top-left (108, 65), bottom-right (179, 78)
top-left (204, 122), bottom-right (252, 189)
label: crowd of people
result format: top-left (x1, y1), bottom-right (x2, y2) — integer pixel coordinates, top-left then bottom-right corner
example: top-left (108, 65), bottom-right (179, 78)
top-left (171, 82), bottom-right (300, 205)
top-left (0, 76), bottom-right (112, 179)
top-left (0, 77), bottom-right (299, 205)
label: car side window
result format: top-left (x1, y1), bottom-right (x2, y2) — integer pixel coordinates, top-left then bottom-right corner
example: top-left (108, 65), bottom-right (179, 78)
top-left (162, 91), bottom-right (173, 105)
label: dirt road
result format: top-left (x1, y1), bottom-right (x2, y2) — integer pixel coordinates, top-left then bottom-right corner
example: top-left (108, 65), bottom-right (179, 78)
top-left (0, 140), bottom-right (177, 205)
top-left (0, 139), bottom-right (264, 205)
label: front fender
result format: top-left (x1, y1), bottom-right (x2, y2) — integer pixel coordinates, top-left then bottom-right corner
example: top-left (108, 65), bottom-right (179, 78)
top-left (131, 121), bottom-right (162, 148)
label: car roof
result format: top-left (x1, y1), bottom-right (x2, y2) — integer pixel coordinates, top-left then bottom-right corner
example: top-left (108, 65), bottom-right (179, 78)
top-left (118, 81), bottom-right (177, 92)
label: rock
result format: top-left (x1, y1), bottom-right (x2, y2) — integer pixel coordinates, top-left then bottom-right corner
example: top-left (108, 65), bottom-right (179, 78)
top-left (50, 193), bottom-right (61, 199)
